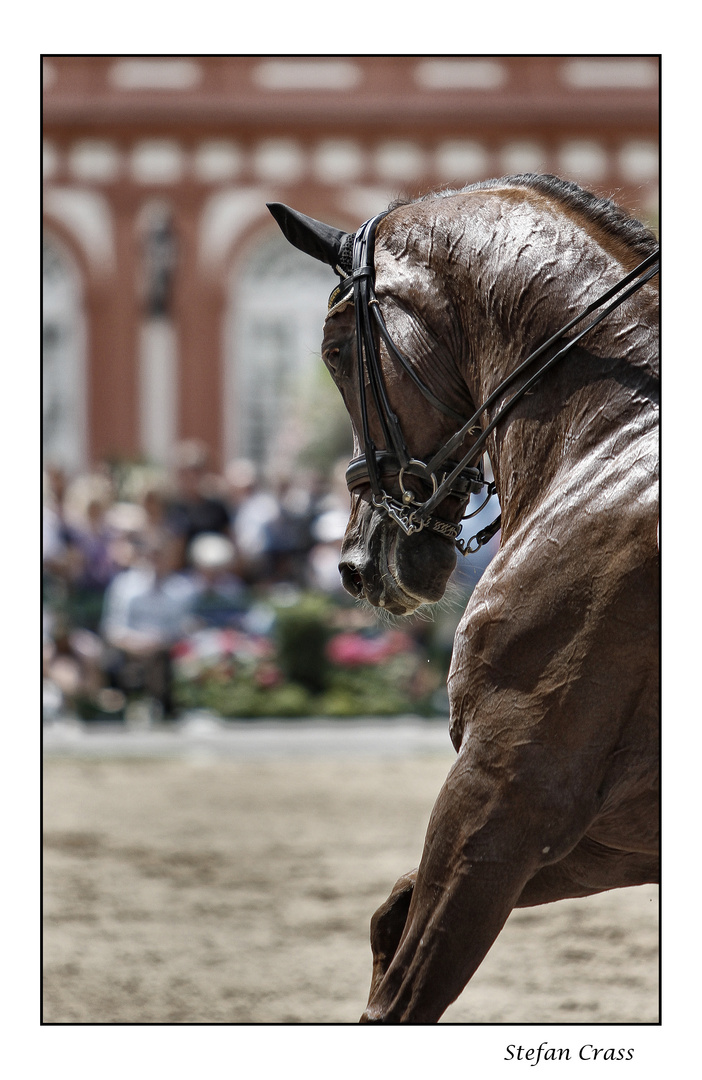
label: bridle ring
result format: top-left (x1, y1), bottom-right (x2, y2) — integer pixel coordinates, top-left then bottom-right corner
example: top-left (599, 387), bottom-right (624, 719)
top-left (399, 460), bottom-right (438, 506)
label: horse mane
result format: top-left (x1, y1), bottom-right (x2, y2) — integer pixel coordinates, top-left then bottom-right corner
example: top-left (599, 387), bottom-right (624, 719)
top-left (389, 174), bottom-right (658, 261)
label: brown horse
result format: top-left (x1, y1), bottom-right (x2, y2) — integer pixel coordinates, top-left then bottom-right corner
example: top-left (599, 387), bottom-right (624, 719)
top-left (269, 174), bottom-right (659, 1023)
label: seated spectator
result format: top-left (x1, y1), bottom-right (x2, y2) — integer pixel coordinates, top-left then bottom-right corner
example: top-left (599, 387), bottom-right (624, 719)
top-left (166, 440), bottom-right (230, 564)
top-left (265, 474), bottom-right (323, 585)
top-left (302, 458), bottom-right (352, 595)
top-left (43, 464), bottom-right (69, 534)
top-left (43, 611), bottom-right (109, 720)
top-left (187, 532), bottom-right (248, 629)
top-left (108, 480), bottom-right (173, 568)
top-left (305, 509), bottom-right (350, 595)
top-left (43, 471), bottom-right (71, 616)
top-left (101, 531), bottom-right (197, 719)
top-left (141, 485), bottom-right (170, 546)
top-left (44, 469), bottom-right (119, 627)
top-left (43, 466), bottom-right (69, 563)
top-left (225, 458), bottom-right (281, 584)
top-left (63, 497), bottom-right (121, 630)
top-left (103, 500), bottom-right (149, 572)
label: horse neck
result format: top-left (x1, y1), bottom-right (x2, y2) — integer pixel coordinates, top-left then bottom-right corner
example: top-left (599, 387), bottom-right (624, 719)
top-left (454, 203), bottom-right (659, 530)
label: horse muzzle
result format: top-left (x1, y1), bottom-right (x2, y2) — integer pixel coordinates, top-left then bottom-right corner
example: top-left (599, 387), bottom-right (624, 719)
top-left (339, 509), bottom-right (457, 615)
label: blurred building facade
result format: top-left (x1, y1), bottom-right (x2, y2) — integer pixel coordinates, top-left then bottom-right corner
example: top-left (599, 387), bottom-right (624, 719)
top-left (42, 55), bottom-right (659, 474)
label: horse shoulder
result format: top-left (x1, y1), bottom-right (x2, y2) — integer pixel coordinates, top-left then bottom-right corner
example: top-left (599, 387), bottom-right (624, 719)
top-left (447, 486), bottom-right (658, 757)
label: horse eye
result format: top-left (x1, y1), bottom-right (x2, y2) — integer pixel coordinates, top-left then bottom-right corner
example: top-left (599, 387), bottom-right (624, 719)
top-left (324, 347), bottom-right (341, 373)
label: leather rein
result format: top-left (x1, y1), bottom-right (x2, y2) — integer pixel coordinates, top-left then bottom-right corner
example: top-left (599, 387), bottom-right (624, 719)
top-left (330, 211), bottom-right (660, 556)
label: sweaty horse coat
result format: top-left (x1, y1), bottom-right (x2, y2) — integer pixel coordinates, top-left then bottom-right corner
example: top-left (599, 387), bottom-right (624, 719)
top-left (270, 174), bottom-right (659, 1023)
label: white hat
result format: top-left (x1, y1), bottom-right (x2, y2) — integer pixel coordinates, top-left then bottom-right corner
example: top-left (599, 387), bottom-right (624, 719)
top-left (189, 532), bottom-right (235, 569)
top-left (312, 510), bottom-right (349, 543)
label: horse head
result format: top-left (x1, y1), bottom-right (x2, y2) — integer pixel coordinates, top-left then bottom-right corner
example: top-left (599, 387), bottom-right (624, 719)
top-left (268, 201), bottom-right (477, 615)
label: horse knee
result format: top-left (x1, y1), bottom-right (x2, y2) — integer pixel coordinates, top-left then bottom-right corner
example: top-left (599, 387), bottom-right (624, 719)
top-left (367, 870), bottom-right (416, 1002)
top-left (370, 872), bottom-right (415, 955)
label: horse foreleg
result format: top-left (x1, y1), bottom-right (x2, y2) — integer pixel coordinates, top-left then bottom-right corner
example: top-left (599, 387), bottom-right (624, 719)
top-left (360, 747), bottom-right (593, 1023)
top-left (367, 869), bottom-right (417, 1003)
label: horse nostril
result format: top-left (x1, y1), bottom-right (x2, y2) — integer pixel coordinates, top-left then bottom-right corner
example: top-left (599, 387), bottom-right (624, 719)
top-left (339, 562), bottom-right (364, 598)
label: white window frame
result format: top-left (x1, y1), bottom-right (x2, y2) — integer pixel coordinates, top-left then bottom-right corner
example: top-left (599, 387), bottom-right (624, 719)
top-left (224, 235), bottom-right (333, 472)
top-left (42, 234), bottom-right (88, 472)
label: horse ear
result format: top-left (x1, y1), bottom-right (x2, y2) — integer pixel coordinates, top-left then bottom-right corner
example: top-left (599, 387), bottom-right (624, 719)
top-left (267, 203), bottom-right (354, 275)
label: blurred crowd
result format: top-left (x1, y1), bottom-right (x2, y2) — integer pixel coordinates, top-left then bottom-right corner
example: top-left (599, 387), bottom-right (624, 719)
top-left (42, 440), bottom-right (354, 723)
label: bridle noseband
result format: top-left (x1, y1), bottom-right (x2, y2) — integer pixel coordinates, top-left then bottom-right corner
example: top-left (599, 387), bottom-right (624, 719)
top-left (331, 212), bottom-right (659, 555)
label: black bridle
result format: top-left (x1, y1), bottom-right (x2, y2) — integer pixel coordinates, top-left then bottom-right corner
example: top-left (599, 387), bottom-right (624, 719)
top-left (331, 212), bottom-right (659, 555)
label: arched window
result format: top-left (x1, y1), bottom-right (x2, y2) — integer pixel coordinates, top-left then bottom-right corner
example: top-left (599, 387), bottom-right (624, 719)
top-left (225, 233), bottom-right (334, 471)
top-left (42, 235), bottom-right (87, 471)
